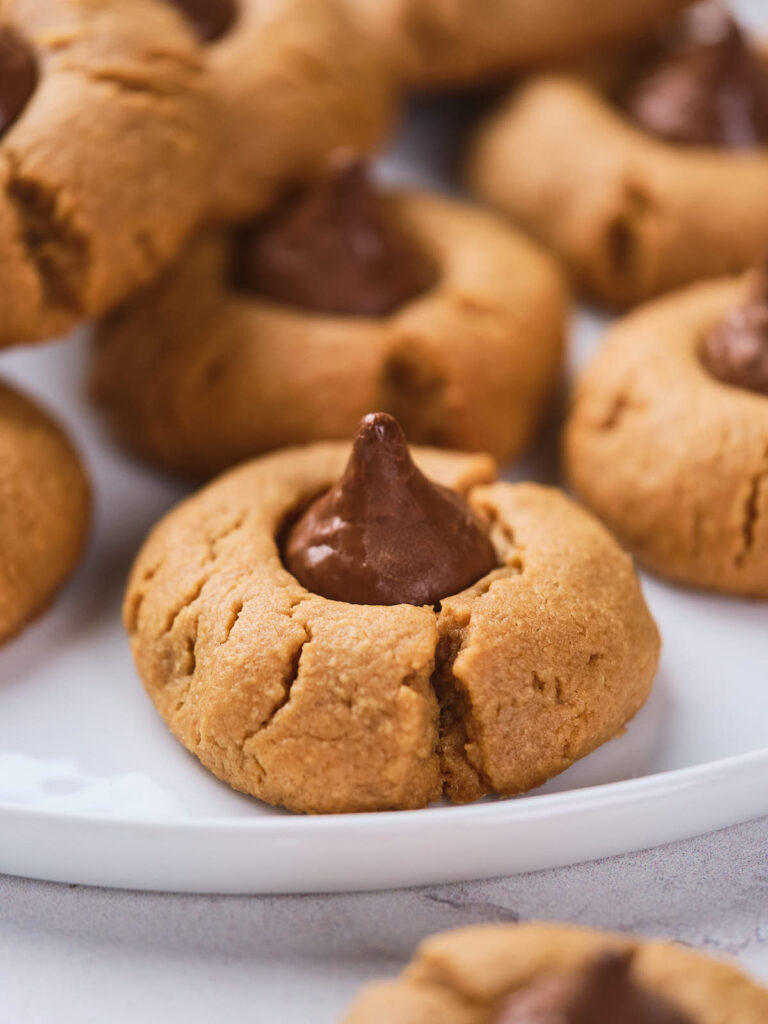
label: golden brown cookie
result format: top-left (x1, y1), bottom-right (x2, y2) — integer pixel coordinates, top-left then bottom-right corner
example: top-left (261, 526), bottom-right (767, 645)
top-left (564, 273), bottom-right (768, 598)
top-left (0, 379), bottom-right (90, 645)
top-left (467, 63), bottom-right (768, 309)
top-left (342, 923), bottom-right (768, 1023)
top-left (0, 0), bottom-right (213, 348)
top-left (125, 439), bottom-right (658, 814)
top-left (179, 0), bottom-right (396, 221)
top-left (91, 188), bottom-right (568, 479)
top-left (346, 0), bottom-right (695, 88)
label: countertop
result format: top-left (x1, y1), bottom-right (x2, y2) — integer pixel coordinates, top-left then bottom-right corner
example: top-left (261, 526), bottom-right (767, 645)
top-left (3, 816), bottom-right (767, 1022)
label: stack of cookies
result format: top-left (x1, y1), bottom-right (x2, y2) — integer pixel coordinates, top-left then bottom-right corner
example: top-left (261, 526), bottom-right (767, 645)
top-left (1, 0), bottom-right (766, 823)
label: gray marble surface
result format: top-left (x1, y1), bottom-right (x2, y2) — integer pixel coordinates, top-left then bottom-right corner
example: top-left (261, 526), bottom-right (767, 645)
top-left (2, 816), bottom-right (767, 1022)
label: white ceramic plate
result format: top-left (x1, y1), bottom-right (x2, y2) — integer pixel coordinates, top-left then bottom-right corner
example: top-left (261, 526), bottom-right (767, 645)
top-left (1, 67), bottom-right (767, 893)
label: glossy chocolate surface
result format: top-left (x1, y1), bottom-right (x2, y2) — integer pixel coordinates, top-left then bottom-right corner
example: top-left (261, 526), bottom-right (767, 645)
top-left (284, 413), bottom-right (498, 606)
top-left (166, 0), bottom-right (237, 43)
top-left (623, 12), bottom-right (768, 147)
top-left (0, 25), bottom-right (37, 138)
top-left (234, 157), bottom-right (438, 317)
top-left (703, 268), bottom-right (768, 395)
top-left (495, 952), bottom-right (692, 1024)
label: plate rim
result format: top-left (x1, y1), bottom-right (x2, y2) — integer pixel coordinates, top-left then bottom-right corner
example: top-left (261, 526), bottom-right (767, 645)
top-left (2, 743), bottom-right (767, 834)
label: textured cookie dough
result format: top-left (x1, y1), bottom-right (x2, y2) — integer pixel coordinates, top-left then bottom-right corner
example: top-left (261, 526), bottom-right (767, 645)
top-left (346, 0), bottom-right (695, 88)
top-left (125, 443), bottom-right (658, 814)
top-left (0, 380), bottom-right (90, 645)
top-left (197, 0), bottom-right (395, 221)
top-left (0, 0), bottom-right (213, 348)
top-left (468, 72), bottom-right (768, 308)
top-left (564, 274), bottom-right (768, 598)
top-left (92, 191), bottom-right (568, 478)
top-left (343, 923), bottom-right (768, 1023)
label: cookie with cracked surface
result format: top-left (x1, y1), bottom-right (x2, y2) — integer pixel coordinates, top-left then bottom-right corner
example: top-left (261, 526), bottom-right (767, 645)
top-left (344, 0), bottom-right (695, 88)
top-left (124, 420), bottom-right (658, 814)
top-left (91, 166), bottom-right (567, 479)
top-left (342, 922), bottom-right (768, 1023)
top-left (467, 16), bottom-right (768, 308)
top-left (0, 0), bottom-right (213, 348)
top-left (169, 0), bottom-right (396, 221)
top-left (0, 379), bottom-right (90, 645)
top-left (564, 271), bottom-right (768, 598)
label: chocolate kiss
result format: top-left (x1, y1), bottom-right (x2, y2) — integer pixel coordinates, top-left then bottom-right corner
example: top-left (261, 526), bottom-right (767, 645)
top-left (702, 263), bottom-right (768, 396)
top-left (623, 12), bottom-right (768, 147)
top-left (283, 413), bottom-right (498, 606)
top-left (233, 156), bottom-right (438, 317)
top-left (166, 0), bottom-right (237, 43)
top-left (0, 25), bottom-right (37, 139)
top-left (495, 952), bottom-right (692, 1024)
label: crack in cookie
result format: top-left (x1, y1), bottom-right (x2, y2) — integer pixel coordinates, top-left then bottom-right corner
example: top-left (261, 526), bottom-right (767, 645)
top-left (736, 443), bottom-right (768, 566)
top-left (5, 152), bottom-right (90, 313)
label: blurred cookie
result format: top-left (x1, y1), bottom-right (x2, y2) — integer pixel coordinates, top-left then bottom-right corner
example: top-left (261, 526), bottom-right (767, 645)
top-left (0, 0), bottom-right (213, 347)
top-left (92, 158), bottom-right (567, 478)
top-left (468, 13), bottom-right (768, 307)
top-left (0, 380), bottom-right (89, 645)
top-left (565, 270), bottom-right (768, 597)
top-left (343, 922), bottom-right (768, 1023)
top-left (347, 0), bottom-right (696, 88)
top-left (124, 414), bottom-right (658, 814)
top-left (170, 0), bottom-right (396, 220)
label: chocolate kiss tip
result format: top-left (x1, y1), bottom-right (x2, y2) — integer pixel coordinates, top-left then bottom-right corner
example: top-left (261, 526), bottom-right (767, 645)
top-left (283, 412), bottom-right (499, 607)
top-left (355, 411), bottom-right (406, 448)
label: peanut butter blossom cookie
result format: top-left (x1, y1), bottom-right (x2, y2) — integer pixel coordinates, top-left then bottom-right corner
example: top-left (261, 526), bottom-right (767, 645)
top-left (468, 8), bottom-right (768, 308)
top-left (125, 413), bottom-right (658, 814)
top-left (0, 380), bottom-right (90, 645)
top-left (0, 0), bottom-right (213, 348)
top-left (346, 0), bottom-right (696, 88)
top-left (565, 266), bottom-right (768, 598)
top-left (343, 922), bottom-right (768, 1023)
top-left (164, 0), bottom-right (395, 220)
top-left (92, 157), bottom-right (567, 478)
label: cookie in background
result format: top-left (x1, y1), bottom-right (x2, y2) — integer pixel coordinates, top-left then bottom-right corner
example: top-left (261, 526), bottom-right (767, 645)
top-left (0, 380), bottom-right (90, 646)
top-left (167, 0), bottom-right (398, 221)
top-left (564, 261), bottom-right (768, 598)
top-left (342, 922), bottom-right (768, 1023)
top-left (468, 2), bottom-right (768, 307)
top-left (343, 0), bottom-right (697, 89)
top-left (90, 155), bottom-right (567, 479)
top-left (0, 0), bottom-right (214, 349)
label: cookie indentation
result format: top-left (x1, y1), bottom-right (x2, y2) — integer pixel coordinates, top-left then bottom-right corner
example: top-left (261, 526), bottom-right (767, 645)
top-left (6, 158), bottom-right (90, 313)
